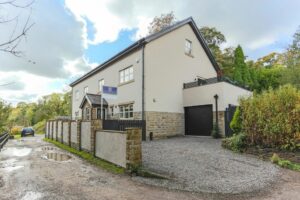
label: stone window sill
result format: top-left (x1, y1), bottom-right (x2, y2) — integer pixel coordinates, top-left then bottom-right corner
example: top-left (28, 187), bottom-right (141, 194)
top-left (118, 79), bottom-right (134, 87)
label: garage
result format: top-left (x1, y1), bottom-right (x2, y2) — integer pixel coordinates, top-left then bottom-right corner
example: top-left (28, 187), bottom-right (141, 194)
top-left (184, 104), bottom-right (213, 136)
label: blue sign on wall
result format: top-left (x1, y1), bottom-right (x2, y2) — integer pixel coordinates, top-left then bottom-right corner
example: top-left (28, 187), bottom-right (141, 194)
top-left (102, 86), bottom-right (117, 95)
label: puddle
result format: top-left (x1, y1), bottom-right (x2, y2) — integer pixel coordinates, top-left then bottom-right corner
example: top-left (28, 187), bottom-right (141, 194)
top-left (0, 176), bottom-right (4, 188)
top-left (21, 191), bottom-right (43, 200)
top-left (3, 165), bottom-right (24, 172)
top-left (0, 147), bottom-right (32, 157)
top-left (42, 147), bottom-right (57, 151)
top-left (44, 153), bottom-right (71, 161)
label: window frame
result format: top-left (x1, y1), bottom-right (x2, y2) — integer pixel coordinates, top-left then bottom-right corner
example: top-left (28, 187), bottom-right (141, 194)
top-left (84, 86), bottom-right (89, 94)
top-left (98, 79), bottom-right (104, 93)
top-left (119, 66), bottom-right (133, 84)
top-left (185, 39), bottom-right (192, 55)
top-left (119, 104), bottom-right (133, 119)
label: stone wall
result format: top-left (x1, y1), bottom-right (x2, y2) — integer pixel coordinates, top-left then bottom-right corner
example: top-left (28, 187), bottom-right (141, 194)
top-left (62, 122), bottom-right (69, 145)
top-left (70, 121), bottom-right (78, 148)
top-left (81, 121), bottom-right (91, 152)
top-left (213, 111), bottom-right (225, 136)
top-left (145, 111), bottom-right (184, 139)
top-left (57, 121), bottom-right (62, 142)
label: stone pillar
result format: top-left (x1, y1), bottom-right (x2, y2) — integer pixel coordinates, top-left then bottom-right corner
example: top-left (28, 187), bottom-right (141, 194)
top-left (213, 111), bottom-right (226, 136)
top-left (68, 121), bottom-right (71, 147)
top-left (77, 120), bottom-right (82, 151)
top-left (55, 120), bottom-right (58, 141)
top-left (126, 128), bottom-right (142, 170)
top-left (61, 120), bottom-right (64, 143)
top-left (51, 121), bottom-right (54, 140)
top-left (90, 119), bottom-right (102, 156)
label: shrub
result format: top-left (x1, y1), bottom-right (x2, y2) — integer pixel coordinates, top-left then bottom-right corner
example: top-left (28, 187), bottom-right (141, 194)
top-left (222, 133), bottom-right (247, 152)
top-left (239, 85), bottom-right (300, 149)
top-left (33, 120), bottom-right (46, 134)
top-left (270, 153), bottom-right (280, 164)
top-left (211, 123), bottom-right (222, 138)
top-left (10, 126), bottom-right (22, 135)
top-left (230, 107), bottom-right (242, 134)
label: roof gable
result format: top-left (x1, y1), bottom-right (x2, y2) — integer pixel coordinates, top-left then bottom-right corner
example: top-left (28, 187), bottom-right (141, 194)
top-left (70, 17), bottom-right (220, 87)
top-left (79, 93), bottom-right (108, 108)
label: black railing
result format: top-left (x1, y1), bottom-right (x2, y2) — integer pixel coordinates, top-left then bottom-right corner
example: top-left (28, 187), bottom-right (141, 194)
top-left (103, 120), bottom-right (146, 141)
top-left (183, 76), bottom-right (250, 90)
top-left (0, 132), bottom-right (9, 151)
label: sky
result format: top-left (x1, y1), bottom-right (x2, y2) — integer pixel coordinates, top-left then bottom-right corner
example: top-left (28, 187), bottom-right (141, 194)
top-left (0, 0), bottom-right (299, 105)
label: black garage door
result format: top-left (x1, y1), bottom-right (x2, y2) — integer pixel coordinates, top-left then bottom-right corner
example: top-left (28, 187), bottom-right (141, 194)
top-left (185, 105), bottom-right (213, 136)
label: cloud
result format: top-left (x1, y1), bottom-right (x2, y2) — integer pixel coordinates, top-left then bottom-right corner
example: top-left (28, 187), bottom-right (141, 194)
top-left (0, 0), bottom-right (90, 78)
top-left (65, 0), bottom-right (300, 52)
top-left (0, 75), bottom-right (25, 91)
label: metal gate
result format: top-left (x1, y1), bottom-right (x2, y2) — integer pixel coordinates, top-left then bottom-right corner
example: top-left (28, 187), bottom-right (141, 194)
top-left (184, 105), bottom-right (213, 136)
top-left (225, 104), bottom-right (237, 137)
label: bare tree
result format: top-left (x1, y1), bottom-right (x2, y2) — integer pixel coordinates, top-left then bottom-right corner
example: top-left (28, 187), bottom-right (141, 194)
top-left (0, 0), bottom-right (34, 56)
top-left (148, 12), bottom-right (176, 35)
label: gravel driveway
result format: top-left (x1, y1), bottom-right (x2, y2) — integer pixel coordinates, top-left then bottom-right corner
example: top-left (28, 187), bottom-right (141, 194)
top-left (138, 136), bottom-right (280, 194)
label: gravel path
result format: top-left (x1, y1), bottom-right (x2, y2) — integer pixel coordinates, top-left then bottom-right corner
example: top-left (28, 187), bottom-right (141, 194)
top-left (137, 136), bottom-right (280, 194)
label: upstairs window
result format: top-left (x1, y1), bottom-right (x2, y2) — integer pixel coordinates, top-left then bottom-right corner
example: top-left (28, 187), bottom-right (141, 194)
top-left (119, 66), bottom-right (133, 84)
top-left (185, 39), bottom-right (192, 55)
top-left (98, 79), bottom-right (104, 93)
top-left (119, 104), bottom-right (133, 119)
top-left (84, 86), bottom-right (88, 94)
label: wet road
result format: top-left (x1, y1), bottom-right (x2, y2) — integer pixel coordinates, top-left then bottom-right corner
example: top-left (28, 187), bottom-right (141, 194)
top-left (0, 136), bottom-right (300, 200)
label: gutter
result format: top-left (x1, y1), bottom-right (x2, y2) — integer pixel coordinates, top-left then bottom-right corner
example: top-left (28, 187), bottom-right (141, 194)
top-left (141, 43), bottom-right (146, 141)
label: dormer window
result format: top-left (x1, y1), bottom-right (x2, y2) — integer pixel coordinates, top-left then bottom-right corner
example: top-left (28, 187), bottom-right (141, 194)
top-left (185, 39), bottom-right (192, 55)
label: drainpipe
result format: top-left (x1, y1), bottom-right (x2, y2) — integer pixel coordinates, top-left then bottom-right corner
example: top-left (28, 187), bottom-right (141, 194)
top-left (141, 44), bottom-right (146, 141)
top-left (214, 94), bottom-right (219, 127)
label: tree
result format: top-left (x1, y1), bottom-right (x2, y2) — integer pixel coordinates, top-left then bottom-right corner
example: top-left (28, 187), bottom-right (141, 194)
top-left (148, 12), bottom-right (176, 34)
top-left (199, 26), bottom-right (226, 56)
top-left (232, 45), bottom-right (252, 86)
top-left (0, 99), bottom-right (11, 132)
top-left (284, 26), bottom-right (300, 68)
top-left (0, 0), bottom-right (34, 56)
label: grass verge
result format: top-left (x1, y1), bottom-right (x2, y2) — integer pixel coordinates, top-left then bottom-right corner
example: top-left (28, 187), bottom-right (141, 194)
top-left (271, 153), bottom-right (300, 172)
top-left (43, 138), bottom-right (125, 174)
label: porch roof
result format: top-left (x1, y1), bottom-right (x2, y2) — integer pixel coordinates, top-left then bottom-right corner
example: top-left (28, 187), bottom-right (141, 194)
top-left (79, 93), bottom-right (108, 109)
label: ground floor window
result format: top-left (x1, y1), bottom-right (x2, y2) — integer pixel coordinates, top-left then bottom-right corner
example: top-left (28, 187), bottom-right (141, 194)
top-left (84, 107), bottom-right (90, 120)
top-left (119, 104), bottom-right (133, 119)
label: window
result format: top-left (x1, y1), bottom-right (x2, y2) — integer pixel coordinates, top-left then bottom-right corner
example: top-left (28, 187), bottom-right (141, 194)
top-left (75, 90), bottom-right (79, 101)
top-left (85, 107), bottom-right (90, 120)
top-left (119, 66), bottom-right (133, 84)
top-left (185, 39), bottom-right (192, 55)
top-left (119, 104), bottom-right (133, 119)
top-left (110, 106), bottom-right (114, 116)
top-left (98, 79), bottom-right (104, 93)
top-left (97, 108), bottom-right (101, 119)
top-left (84, 86), bottom-right (88, 94)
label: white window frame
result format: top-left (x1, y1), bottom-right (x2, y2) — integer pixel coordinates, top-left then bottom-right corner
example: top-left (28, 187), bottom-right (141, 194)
top-left (84, 86), bottom-right (88, 94)
top-left (98, 79), bottom-right (104, 93)
top-left (185, 39), bottom-right (192, 55)
top-left (119, 66), bottom-right (133, 84)
top-left (110, 106), bottom-right (114, 116)
top-left (119, 104), bottom-right (133, 119)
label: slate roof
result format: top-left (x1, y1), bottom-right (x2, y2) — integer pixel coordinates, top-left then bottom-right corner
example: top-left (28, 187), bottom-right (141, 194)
top-left (79, 93), bottom-right (108, 108)
top-left (70, 17), bottom-right (221, 87)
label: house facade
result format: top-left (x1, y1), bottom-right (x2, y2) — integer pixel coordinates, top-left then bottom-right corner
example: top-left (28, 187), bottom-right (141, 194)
top-left (70, 17), bottom-right (251, 139)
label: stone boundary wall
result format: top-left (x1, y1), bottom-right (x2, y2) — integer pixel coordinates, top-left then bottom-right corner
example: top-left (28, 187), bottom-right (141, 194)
top-left (46, 119), bottom-right (142, 170)
top-left (81, 121), bottom-right (91, 152)
top-left (62, 121), bottom-right (69, 145)
top-left (145, 111), bottom-right (184, 139)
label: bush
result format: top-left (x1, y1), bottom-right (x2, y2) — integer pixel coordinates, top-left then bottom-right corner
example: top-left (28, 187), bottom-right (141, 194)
top-left (211, 123), bottom-right (222, 138)
top-left (222, 133), bottom-right (247, 152)
top-left (239, 85), bottom-right (300, 149)
top-left (10, 126), bottom-right (22, 135)
top-left (33, 120), bottom-right (46, 134)
top-left (230, 107), bottom-right (242, 134)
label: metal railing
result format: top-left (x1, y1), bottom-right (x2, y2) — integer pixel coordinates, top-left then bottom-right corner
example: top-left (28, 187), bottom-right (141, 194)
top-left (103, 119), bottom-right (146, 141)
top-left (0, 132), bottom-right (9, 151)
top-left (183, 76), bottom-right (250, 90)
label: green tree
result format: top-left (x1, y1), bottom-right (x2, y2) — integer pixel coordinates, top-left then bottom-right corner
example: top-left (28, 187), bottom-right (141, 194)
top-left (0, 99), bottom-right (11, 132)
top-left (233, 45), bottom-right (252, 86)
